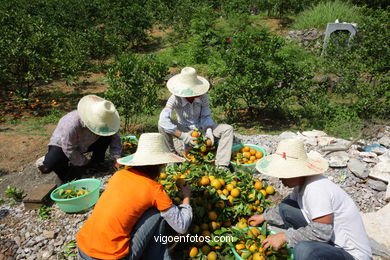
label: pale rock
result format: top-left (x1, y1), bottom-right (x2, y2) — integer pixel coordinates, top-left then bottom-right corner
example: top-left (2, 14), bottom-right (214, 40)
top-left (41, 250), bottom-right (52, 259)
top-left (302, 130), bottom-right (327, 137)
top-left (348, 158), bottom-right (368, 179)
top-left (328, 151), bottom-right (349, 168)
top-left (279, 131), bottom-right (297, 139)
top-left (43, 230), bottom-right (55, 239)
top-left (371, 146), bottom-right (388, 155)
top-left (379, 135), bottom-right (390, 148)
top-left (362, 203), bottom-right (390, 248)
top-left (369, 162), bottom-right (390, 183)
top-left (378, 152), bottom-right (390, 163)
top-left (385, 183), bottom-right (390, 201)
top-left (348, 149), bottom-right (360, 158)
top-left (334, 138), bottom-right (352, 147)
top-left (367, 179), bottom-right (387, 191)
top-left (359, 151), bottom-right (378, 158)
top-left (14, 236), bottom-right (21, 247)
top-left (363, 157), bottom-right (379, 164)
top-left (304, 136), bottom-right (318, 146)
top-left (317, 136), bottom-right (336, 146)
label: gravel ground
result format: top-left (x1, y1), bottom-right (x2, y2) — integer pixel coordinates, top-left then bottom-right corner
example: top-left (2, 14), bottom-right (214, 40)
top-left (1, 131), bottom-right (389, 259)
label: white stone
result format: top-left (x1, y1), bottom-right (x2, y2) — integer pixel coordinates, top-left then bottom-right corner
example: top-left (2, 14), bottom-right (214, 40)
top-left (302, 130), bottom-right (327, 137)
top-left (359, 151), bottom-right (378, 158)
top-left (385, 183), bottom-right (390, 201)
top-left (369, 162), bottom-right (390, 183)
top-left (334, 138), bottom-right (352, 147)
top-left (279, 131), bottom-right (297, 139)
top-left (348, 158), bottom-right (368, 179)
top-left (362, 203), bottom-right (390, 248)
top-left (328, 151), bottom-right (349, 168)
top-left (363, 157), bottom-right (379, 164)
top-left (304, 137), bottom-right (318, 146)
top-left (371, 147), bottom-right (388, 155)
top-left (41, 250), bottom-right (52, 259)
top-left (317, 136), bottom-right (336, 146)
top-left (379, 135), bottom-right (390, 148)
top-left (378, 151), bottom-right (390, 163)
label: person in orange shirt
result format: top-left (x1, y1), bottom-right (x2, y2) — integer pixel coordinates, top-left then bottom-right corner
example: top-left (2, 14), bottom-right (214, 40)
top-left (77, 133), bottom-right (192, 260)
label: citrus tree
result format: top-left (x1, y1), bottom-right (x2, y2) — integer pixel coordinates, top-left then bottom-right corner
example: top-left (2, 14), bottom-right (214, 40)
top-left (105, 53), bottom-right (168, 131)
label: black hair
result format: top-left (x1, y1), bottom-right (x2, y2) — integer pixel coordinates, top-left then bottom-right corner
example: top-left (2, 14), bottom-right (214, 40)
top-left (132, 164), bottom-right (164, 179)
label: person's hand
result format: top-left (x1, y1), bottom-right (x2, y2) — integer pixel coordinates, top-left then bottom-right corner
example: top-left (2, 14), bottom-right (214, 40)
top-left (248, 214), bottom-right (265, 226)
top-left (205, 128), bottom-right (214, 145)
top-left (113, 161), bottom-right (122, 169)
top-left (261, 233), bottom-right (286, 251)
top-left (180, 184), bottom-right (191, 198)
top-left (179, 131), bottom-right (197, 145)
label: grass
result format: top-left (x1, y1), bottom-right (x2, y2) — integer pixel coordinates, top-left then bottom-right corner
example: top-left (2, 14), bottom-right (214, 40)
top-left (292, 0), bottom-right (364, 30)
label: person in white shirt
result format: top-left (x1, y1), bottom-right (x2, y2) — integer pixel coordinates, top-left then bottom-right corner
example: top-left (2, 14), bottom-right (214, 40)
top-left (248, 138), bottom-right (372, 260)
top-left (158, 67), bottom-right (233, 171)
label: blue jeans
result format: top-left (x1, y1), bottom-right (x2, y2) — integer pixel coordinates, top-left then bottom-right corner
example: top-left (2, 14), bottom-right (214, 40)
top-left (78, 208), bottom-right (170, 260)
top-left (279, 199), bottom-right (354, 260)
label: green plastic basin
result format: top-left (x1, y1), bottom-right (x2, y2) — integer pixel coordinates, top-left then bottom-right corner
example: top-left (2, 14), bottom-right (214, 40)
top-left (230, 144), bottom-right (267, 170)
top-left (50, 178), bottom-right (101, 213)
top-left (231, 227), bottom-right (294, 260)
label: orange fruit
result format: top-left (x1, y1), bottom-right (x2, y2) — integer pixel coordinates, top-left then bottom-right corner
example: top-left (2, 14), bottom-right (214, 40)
top-left (209, 176), bottom-right (216, 181)
top-left (254, 181), bottom-right (263, 190)
top-left (249, 244), bottom-right (258, 252)
top-left (215, 200), bottom-right (225, 208)
top-left (189, 247), bottom-right (198, 258)
top-left (208, 211), bottom-right (218, 221)
top-left (211, 179), bottom-right (222, 189)
top-left (200, 176), bottom-right (210, 186)
top-left (159, 172), bottom-right (167, 179)
top-left (209, 221), bottom-right (220, 230)
top-left (223, 220), bottom-right (232, 227)
top-left (222, 189), bottom-right (229, 195)
top-left (216, 190), bottom-right (223, 195)
top-left (237, 222), bottom-right (247, 229)
top-left (207, 251), bottom-right (217, 260)
top-left (206, 139), bottom-right (213, 147)
top-left (218, 179), bottom-right (225, 186)
top-left (230, 188), bottom-right (240, 198)
top-left (260, 189), bottom-right (267, 198)
top-left (243, 152), bottom-right (251, 158)
top-left (191, 131), bottom-right (200, 138)
top-left (250, 156), bottom-right (256, 161)
top-left (250, 149), bottom-right (256, 155)
top-left (253, 252), bottom-right (265, 260)
top-left (255, 151), bottom-right (263, 159)
top-left (247, 228), bottom-right (260, 238)
top-left (226, 183), bottom-right (234, 191)
top-left (243, 146), bottom-right (250, 152)
top-left (201, 223), bottom-right (209, 230)
top-left (266, 186), bottom-right (275, 195)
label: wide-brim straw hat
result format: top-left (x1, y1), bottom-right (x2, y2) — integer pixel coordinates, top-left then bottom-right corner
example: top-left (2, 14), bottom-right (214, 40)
top-left (77, 95), bottom-right (120, 136)
top-left (256, 138), bottom-right (328, 178)
top-left (167, 67), bottom-right (210, 97)
top-left (117, 133), bottom-right (186, 166)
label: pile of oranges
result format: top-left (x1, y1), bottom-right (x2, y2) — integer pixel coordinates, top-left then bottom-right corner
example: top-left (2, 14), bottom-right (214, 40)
top-left (157, 162), bottom-right (282, 259)
top-left (185, 130), bottom-right (216, 164)
top-left (231, 146), bottom-right (264, 165)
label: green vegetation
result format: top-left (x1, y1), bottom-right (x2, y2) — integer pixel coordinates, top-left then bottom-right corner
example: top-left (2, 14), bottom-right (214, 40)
top-left (292, 1), bottom-right (364, 30)
top-left (4, 186), bottom-right (24, 202)
top-left (1, 0), bottom-right (388, 139)
top-left (38, 205), bottom-right (53, 220)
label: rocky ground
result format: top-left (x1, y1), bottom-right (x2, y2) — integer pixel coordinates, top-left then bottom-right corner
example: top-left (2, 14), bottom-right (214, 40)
top-left (1, 128), bottom-right (390, 260)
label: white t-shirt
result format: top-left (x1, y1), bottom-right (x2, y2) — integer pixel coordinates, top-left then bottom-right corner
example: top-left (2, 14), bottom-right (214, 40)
top-left (290, 175), bottom-right (372, 260)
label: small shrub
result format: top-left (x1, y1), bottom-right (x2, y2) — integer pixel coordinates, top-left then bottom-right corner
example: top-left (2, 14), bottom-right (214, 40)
top-left (105, 53), bottom-right (168, 131)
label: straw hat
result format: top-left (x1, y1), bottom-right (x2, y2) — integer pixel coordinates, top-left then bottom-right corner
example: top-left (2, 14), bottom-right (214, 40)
top-left (167, 67), bottom-right (210, 97)
top-left (256, 138), bottom-right (328, 178)
top-left (77, 95), bottom-right (120, 136)
top-left (117, 133), bottom-right (186, 166)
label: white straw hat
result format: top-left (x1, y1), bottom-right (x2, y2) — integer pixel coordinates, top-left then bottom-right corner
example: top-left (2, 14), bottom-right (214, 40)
top-left (77, 95), bottom-right (120, 136)
top-left (167, 67), bottom-right (210, 97)
top-left (256, 138), bottom-right (328, 178)
top-left (117, 133), bottom-right (186, 166)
